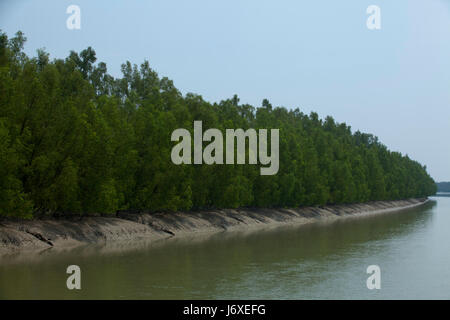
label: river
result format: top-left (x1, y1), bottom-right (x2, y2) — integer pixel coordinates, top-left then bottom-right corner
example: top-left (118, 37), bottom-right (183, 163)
top-left (0, 196), bottom-right (449, 299)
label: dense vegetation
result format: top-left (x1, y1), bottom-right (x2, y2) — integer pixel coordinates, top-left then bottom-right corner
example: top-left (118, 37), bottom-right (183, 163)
top-left (0, 31), bottom-right (436, 218)
top-left (436, 182), bottom-right (450, 193)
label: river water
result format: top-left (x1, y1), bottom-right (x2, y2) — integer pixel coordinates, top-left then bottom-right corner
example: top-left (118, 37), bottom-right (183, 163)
top-left (0, 196), bottom-right (449, 299)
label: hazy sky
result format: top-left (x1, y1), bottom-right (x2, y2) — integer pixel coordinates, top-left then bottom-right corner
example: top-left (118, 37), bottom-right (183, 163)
top-left (1, 0), bottom-right (449, 181)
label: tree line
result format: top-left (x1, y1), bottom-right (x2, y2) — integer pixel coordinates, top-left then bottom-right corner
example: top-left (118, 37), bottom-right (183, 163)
top-left (0, 31), bottom-right (436, 218)
top-left (436, 182), bottom-right (450, 193)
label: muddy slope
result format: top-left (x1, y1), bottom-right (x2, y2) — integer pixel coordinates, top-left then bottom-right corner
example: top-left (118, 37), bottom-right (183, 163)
top-left (0, 198), bottom-right (428, 254)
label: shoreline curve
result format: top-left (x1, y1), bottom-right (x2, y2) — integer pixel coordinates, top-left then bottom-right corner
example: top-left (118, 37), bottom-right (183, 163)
top-left (0, 198), bottom-right (430, 256)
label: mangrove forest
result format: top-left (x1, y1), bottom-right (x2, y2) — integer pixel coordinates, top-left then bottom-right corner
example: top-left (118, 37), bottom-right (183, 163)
top-left (0, 31), bottom-right (436, 218)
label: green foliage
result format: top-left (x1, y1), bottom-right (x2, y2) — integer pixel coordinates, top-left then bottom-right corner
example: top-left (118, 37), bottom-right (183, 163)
top-left (0, 31), bottom-right (437, 218)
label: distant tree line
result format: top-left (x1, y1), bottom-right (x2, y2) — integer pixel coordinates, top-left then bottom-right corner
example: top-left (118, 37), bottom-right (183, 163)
top-left (436, 182), bottom-right (450, 193)
top-left (0, 31), bottom-right (437, 218)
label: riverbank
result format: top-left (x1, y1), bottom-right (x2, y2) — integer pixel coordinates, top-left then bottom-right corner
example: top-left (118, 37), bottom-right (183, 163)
top-left (0, 198), bottom-right (428, 255)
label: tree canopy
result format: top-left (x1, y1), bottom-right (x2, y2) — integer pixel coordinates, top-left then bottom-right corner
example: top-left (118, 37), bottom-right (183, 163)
top-left (0, 31), bottom-right (437, 218)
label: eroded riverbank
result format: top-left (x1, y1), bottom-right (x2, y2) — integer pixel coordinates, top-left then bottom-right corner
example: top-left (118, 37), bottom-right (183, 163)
top-left (0, 198), bottom-right (428, 255)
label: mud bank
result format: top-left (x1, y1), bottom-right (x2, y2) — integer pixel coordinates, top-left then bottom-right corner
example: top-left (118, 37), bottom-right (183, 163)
top-left (0, 198), bottom-right (428, 255)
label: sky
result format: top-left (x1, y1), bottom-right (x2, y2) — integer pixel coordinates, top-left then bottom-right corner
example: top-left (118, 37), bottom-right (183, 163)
top-left (1, 0), bottom-right (449, 181)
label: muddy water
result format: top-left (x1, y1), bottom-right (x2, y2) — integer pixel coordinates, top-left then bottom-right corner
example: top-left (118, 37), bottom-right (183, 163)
top-left (0, 197), bottom-right (448, 299)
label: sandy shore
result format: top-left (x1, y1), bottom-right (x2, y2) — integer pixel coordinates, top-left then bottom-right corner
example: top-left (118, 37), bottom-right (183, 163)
top-left (0, 198), bottom-right (429, 255)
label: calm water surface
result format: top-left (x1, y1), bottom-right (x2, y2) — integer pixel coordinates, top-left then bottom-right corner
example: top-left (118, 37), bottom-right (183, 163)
top-left (0, 197), bottom-right (449, 299)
